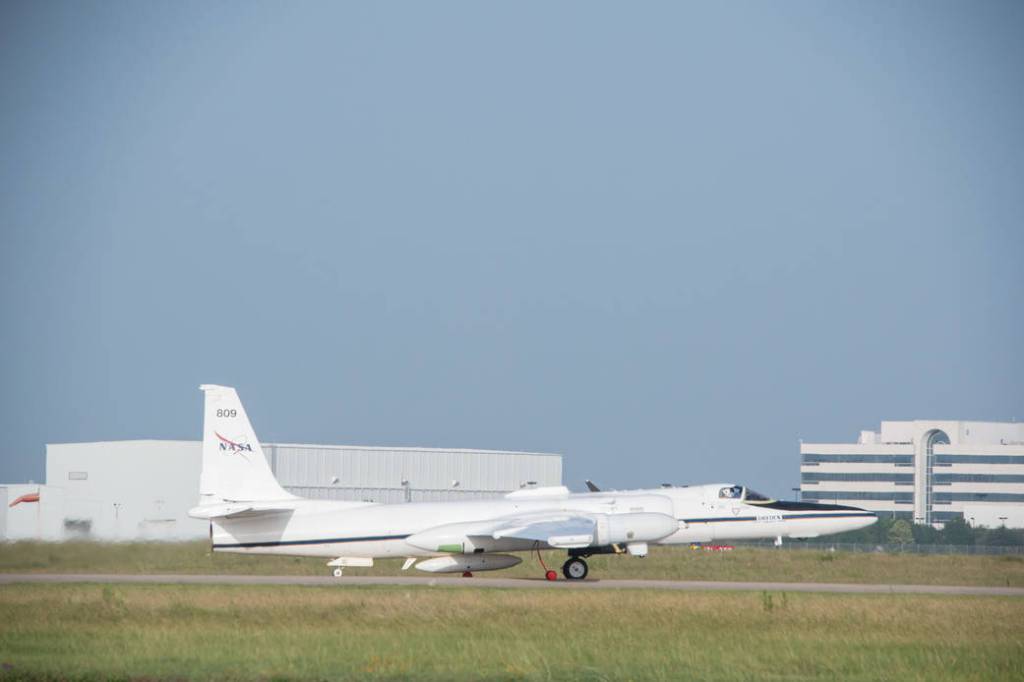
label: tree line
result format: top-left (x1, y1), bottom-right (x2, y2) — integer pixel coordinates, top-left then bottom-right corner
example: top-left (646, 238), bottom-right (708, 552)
top-left (819, 516), bottom-right (1024, 546)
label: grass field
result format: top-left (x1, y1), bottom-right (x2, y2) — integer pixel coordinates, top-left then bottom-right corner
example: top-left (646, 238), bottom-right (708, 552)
top-left (3, 540), bottom-right (1024, 586)
top-left (0, 583), bottom-right (1022, 681)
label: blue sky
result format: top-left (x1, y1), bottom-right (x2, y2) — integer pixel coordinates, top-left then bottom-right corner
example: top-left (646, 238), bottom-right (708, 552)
top-left (1, 1), bottom-right (1022, 496)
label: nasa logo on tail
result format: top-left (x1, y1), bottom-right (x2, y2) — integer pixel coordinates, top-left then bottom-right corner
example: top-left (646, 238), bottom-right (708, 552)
top-left (215, 432), bottom-right (253, 461)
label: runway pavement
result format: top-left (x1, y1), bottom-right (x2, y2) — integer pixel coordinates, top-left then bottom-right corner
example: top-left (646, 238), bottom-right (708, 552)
top-left (2, 573), bottom-right (1022, 596)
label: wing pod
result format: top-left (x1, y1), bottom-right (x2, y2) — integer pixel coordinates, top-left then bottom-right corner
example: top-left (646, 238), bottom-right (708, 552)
top-left (494, 512), bottom-right (678, 547)
top-left (493, 516), bottom-right (596, 548)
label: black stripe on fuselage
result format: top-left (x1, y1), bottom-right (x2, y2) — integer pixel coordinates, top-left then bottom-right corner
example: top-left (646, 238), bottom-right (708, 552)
top-left (213, 534), bottom-right (412, 549)
top-left (749, 500), bottom-right (867, 512)
top-left (681, 512), bottom-right (876, 524)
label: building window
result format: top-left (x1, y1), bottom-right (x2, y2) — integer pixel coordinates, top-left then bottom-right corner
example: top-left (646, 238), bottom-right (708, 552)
top-left (801, 454), bottom-right (914, 464)
top-left (933, 455), bottom-right (1024, 465)
top-left (931, 474), bottom-right (1024, 484)
top-left (932, 492), bottom-right (1024, 503)
top-left (63, 518), bottom-right (92, 537)
top-left (801, 472), bottom-right (914, 484)
top-left (802, 491), bottom-right (914, 502)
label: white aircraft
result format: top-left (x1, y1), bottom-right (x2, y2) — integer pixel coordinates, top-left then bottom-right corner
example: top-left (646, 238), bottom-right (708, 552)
top-left (189, 385), bottom-right (877, 580)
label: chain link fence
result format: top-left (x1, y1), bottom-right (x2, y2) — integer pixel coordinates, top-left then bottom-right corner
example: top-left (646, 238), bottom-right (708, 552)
top-left (734, 541), bottom-right (1024, 556)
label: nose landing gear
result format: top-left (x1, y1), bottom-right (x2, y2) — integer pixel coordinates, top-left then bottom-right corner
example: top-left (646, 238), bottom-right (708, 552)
top-left (562, 557), bottom-right (589, 580)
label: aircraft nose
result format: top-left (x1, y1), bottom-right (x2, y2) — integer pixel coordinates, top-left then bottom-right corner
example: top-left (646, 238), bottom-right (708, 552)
top-left (830, 503), bottom-right (877, 520)
top-left (822, 502), bottom-right (877, 529)
top-left (850, 506), bottom-right (878, 529)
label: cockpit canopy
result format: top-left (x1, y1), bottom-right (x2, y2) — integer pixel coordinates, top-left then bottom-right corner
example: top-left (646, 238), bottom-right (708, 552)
top-left (718, 485), bottom-right (774, 503)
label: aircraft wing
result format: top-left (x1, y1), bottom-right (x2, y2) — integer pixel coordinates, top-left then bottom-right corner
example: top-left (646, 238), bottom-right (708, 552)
top-left (490, 514), bottom-right (596, 548)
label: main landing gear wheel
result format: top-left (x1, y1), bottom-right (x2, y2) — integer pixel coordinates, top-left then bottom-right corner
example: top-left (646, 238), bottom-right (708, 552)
top-left (562, 557), bottom-right (588, 580)
top-left (332, 568), bottom-right (343, 578)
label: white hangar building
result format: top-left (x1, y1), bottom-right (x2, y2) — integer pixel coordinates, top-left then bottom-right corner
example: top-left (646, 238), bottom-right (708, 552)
top-left (800, 420), bottom-right (1024, 528)
top-left (1, 440), bottom-right (562, 541)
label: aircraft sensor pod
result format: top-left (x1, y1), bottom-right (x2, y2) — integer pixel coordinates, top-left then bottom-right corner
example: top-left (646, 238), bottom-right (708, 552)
top-left (414, 554), bottom-right (522, 573)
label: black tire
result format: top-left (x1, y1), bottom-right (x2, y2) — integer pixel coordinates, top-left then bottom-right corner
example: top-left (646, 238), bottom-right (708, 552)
top-left (562, 557), bottom-right (588, 580)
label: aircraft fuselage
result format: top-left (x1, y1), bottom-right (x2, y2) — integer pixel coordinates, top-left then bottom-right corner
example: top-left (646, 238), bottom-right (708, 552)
top-left (211, 484), bottom-right (875, 559)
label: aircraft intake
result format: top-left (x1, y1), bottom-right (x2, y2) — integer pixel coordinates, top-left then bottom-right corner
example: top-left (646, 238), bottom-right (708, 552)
top-left (597, 512), bottom-right (678, 546)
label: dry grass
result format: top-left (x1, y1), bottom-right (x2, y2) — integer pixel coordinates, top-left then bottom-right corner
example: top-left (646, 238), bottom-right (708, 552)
top-left (2, 540), bottom-right (1024, 587)
top-left (0, 584), bottom-right (1021, 680)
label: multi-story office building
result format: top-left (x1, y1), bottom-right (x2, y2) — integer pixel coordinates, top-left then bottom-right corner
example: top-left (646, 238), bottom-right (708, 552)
top-left (800, 421), bottom-right (1024, 527)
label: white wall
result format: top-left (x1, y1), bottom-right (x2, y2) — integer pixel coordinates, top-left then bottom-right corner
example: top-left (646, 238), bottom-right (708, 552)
top-left (958, 422), bottom-right (1024, 446)
top-left (48, 441), bottom-right (207, 540)
top-left (875, 420), bottom-right (1024, 447)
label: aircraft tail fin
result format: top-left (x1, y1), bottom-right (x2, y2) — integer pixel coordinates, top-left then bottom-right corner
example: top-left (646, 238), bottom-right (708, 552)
top-left (198, 385), bottom-right (296, 504)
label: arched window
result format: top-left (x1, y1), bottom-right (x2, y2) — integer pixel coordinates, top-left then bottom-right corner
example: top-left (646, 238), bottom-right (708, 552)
top-left (924, 429), bottom-right (950, 525)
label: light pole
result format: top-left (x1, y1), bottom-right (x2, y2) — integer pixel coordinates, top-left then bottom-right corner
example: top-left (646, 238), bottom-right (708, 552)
top-left (791, 487), bottom-right (800, 502)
